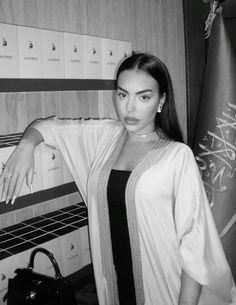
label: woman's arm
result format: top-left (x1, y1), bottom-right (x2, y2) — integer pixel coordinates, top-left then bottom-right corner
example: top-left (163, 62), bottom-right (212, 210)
top-left (178, 270), bottom-right (202, 305)
top-left (0, 127), bottom-right (43, 204)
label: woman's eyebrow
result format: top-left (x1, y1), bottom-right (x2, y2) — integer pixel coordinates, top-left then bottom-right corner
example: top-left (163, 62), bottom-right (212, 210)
top-left (117, 86), bottom-right (153, 94)
top-left (117, 86), bottom-right (128, 93)
top-left (136, 89), bottom-right (153, 94)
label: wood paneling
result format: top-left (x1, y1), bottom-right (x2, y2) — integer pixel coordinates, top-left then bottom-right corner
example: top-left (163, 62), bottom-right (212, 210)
top-left (0, 0), bottom-right (186, 226)
top-left (4, 92), bottom-right (26, 133)
top-left (43, 91), bottom-right (61, 117)
top-left (24, 92), bottom-right (44, 124)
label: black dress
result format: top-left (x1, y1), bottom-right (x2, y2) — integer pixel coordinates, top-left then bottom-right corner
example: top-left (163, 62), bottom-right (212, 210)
top-left (107, 169), bottom-right (137, 305)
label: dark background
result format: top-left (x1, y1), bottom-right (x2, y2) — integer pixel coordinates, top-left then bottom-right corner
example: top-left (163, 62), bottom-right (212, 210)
top-left (183, 0), bottom-right (236, 147)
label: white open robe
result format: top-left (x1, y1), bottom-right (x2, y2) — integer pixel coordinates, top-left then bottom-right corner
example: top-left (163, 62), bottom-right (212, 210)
top-left (33, 117), bottom-right (236, 305)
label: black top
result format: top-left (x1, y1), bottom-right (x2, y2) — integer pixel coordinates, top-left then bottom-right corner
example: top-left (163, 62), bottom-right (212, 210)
top-left (107, 169), bottom-right (136, 305)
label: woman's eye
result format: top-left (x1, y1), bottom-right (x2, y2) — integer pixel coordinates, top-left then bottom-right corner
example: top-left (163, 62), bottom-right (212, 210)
top-left (117, 92), bottom-right (127, 99)
top-left (139, 95), bottom-right (150, 102)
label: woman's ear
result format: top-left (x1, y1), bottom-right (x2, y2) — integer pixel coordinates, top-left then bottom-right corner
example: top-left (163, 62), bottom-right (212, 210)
top-left (157, 92), bottom-right (166, 113)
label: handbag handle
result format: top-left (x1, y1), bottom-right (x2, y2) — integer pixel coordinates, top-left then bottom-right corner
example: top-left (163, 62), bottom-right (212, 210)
top-left (28, 247), bottom-right (63, 279)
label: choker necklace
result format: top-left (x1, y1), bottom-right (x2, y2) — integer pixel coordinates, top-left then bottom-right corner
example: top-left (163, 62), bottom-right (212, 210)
top-left (132, 129), bottom-right (156, 138)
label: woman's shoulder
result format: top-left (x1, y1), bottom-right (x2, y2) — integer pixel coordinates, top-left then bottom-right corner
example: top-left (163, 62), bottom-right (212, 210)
top-left (96, 118), bottom-right (123, 130)
top-left (157, 141), bottom-right (200, 176)
top-left (167, 140), bottom-right (192, 151)
top-left (164, 140), bottom-right (196, 161)
top-left (56, 117), bottom-right (121, 128)
top-left (85, 118), bottom-right (124, 134)
top-left (52, 117), bottom-right (123, 134)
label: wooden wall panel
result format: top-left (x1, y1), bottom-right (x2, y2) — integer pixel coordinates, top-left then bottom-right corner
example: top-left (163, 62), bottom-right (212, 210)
top-left (43, 92), bottom-right (61, 118)
top-left (0, 94), bottom-right (6, 133)
top-left (0, 207), bottom-right (15, 229)
top-left (75, 91), bottom-right (91, 118)
top-left (88, 92), bottom-right (99, 118)
top-left (15, 205), bottom-right (34, 223)
top-left (0, 0), bottom-right (24, 25)
top-left (60, 91), bottom-right (77, 118)
top-left (25, 92), bottom-right (44, 124)
top-left (66, 0), bottom-right (87, 33)
top-left (36, 0), bottom-right (69, 31)
top-left (4, 93), bottom-right (26, 133)
top-left (23, 0), bottom-right (38, 27)
top-left (0, 0), bottom-right (186, 227)
top-left (98, 91), bottom-right (117, 119)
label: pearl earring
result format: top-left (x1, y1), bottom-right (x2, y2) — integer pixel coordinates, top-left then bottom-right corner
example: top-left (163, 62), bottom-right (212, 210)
top-left (158, 105), bottom-right (162, 113)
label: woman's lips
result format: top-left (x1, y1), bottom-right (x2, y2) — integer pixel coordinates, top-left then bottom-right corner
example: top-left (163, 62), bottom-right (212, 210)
top-left (124, 117), bottom-right (139, 125)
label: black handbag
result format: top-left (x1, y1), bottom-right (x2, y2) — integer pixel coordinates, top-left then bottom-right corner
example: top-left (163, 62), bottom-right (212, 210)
top-left (3, 247), bottom-right (77, 305)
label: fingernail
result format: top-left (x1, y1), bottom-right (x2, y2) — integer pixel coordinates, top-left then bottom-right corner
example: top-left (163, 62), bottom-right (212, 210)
top-left (6, 196), bottom-right (10, 204)
top-left (30, 185), bottom-right (34, 194)
top-left (11, 196), bottom-right (16, 205)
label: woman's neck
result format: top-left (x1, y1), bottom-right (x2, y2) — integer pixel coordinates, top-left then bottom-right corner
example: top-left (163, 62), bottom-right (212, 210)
top-left (127, 129), bottom-right (158, 143)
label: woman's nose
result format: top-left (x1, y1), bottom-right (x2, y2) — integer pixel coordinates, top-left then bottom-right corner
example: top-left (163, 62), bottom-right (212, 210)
top-left (126, 96), bottom-right (135, 112)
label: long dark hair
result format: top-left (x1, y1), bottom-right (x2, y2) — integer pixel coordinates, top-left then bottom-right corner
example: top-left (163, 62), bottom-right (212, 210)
top-left (116, 53), bottom-right (183, 143)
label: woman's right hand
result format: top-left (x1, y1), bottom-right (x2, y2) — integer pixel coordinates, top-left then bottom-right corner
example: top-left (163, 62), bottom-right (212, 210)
top-left (0, 140), bottom-right (35, 205)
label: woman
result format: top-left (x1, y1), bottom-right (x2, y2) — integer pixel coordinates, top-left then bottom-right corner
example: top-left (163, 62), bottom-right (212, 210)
top-left (0, 53), bottom-right (235, 305)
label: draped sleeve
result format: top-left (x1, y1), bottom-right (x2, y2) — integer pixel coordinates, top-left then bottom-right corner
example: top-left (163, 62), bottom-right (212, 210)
top-left (173, 145), bottom-right (236, 304)
top-left (31, 116), bottom-right (121, 204)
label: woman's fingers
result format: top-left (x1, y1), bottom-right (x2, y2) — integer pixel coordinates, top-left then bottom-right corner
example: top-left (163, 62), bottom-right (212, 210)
top-left (1, 177), bottom-right (7, 202)
top-left (0, 170), bottom-right (6, 192)
top-left (1, 168), bottom-right (18, 203)
top-left (1, 171), bottom-right (28, 204)
top-left (5, 171), bottom-right (18, 204)
top-left (11, 174), bottom-right (25, 204)
top-left (1, 170), bottom-right (12, 202)
top-left (26, 166), bottom-right (34, 194)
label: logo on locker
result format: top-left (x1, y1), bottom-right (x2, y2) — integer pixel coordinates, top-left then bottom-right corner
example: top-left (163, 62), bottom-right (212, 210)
top-left (1, 273), bottom-right (6, 281)
top-left (28, 41), bottom-right (33, 49)
top-left (1, 162), bottom-right (5, 171)
top-left (2, 38), bottom-right (7, 47)
top-left (52, 43), bottom-right (56, 51)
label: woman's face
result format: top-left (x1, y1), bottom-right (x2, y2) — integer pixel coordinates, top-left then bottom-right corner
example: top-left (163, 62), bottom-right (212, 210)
top-left (115, 69), bottom-right (166, 135)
